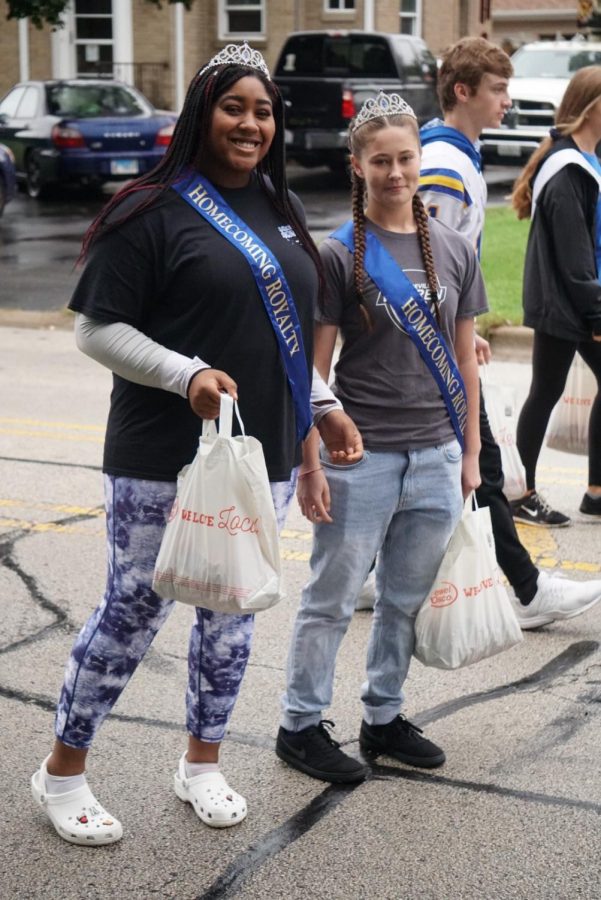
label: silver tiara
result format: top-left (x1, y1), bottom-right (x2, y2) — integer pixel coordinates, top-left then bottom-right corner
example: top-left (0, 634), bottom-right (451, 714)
top-left (199, 42), bottom-right (271, 81)
top-left (351, 91), bottom-right (416, 132)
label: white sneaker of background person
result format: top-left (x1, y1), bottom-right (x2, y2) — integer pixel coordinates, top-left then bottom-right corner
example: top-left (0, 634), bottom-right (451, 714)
top-left (512, 571), bottom-right (601, 629)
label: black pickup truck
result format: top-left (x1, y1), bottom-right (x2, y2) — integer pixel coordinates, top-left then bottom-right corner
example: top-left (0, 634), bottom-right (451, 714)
top-left (273, 30), bottom-right (440, 171)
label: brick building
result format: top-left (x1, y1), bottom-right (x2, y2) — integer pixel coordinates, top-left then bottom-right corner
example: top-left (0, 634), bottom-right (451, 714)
top-left (491, 0), bottom-right (584, 50)
top-left (0, 0), bottom-right (585, 108)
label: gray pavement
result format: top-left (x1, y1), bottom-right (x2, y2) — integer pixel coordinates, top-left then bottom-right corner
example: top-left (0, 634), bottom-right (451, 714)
top-left (1, 324), bottom-right (600, 899)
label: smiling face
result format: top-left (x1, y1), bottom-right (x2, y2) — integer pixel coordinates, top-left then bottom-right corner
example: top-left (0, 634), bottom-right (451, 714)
top-left (200, 75), bottom-right (276, 188)
top-left (351, 123), bottom-right (421, 218)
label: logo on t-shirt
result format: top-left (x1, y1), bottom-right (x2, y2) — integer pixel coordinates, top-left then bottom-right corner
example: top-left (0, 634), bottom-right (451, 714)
top-left (376, 267), bottom-right (447, 335)
top-left (278, 224), bottom-right (299, 243)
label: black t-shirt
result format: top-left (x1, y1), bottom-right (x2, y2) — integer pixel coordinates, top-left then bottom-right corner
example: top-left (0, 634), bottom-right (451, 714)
top-left (69, 179), bottom-right (317, 481)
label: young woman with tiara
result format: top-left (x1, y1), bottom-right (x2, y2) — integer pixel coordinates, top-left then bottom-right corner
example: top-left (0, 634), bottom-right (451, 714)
top-left (276, 91), bottom-right (488, 783)
top-left (512, 65), bottom-right (601, 526)
top-left (30, 43), bottom-right (361, 844)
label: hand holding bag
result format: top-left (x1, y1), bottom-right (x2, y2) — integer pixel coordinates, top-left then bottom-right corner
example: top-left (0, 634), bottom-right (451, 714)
top-left (414, 495), bottom-right (523, 669)
top-left (153, 394), bottom-right (283, 613)
top-left (546, 355), bottom-right (596, 455)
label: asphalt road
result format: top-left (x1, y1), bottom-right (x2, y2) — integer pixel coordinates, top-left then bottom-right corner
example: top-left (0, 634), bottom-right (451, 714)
top-left (0, 164), bottom-right (519, 314)
top-left (0, 325), bottom-right (600, 899)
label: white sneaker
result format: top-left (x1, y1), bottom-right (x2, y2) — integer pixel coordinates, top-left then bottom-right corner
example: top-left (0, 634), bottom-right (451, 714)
top-left (512, 571), bottom-right (601, 630)
top-left (355, 569), bottom-right (376, 611)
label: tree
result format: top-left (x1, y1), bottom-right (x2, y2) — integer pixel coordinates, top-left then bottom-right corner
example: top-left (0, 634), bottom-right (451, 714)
top-left (6, 0), bottom-right (194, 30)
top-left (7, 1), bottom-right (68, 28)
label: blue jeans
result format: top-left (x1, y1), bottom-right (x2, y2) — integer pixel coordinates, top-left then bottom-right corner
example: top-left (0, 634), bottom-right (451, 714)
top-left (56, 474), bottom-right (296, 749)
top-left (281, 442), bottom-right (463, 731)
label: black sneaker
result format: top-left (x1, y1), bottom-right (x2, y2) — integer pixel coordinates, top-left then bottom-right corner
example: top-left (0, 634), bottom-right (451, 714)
top-left (276, 720), bottom-right (368, 783)
top-left (579, 492), bottom-right (601, 519)
top-left (510, 491), bottom-right (571, 527)
top-left (359, 715), bottom-right (445, 768)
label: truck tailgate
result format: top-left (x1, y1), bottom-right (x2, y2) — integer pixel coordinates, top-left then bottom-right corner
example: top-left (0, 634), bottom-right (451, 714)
top-left (276, 78), bottom-right (346, 129)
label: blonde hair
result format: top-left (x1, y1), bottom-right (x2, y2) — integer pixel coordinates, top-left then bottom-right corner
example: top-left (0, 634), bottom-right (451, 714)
top-left (348, 114), bottom-right (441, 328)
top-left (512, 65), bottom-right (601, 219)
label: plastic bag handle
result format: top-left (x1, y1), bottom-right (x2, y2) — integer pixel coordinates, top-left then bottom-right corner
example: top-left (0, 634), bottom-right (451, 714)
top-left (202, 394), bottom-right (246, 439)
top-left (465, 491), bottom-right (478, 512)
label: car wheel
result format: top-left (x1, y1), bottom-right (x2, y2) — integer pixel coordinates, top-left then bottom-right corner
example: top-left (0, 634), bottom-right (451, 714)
top-left (26, 153), bottom-right (45, 199)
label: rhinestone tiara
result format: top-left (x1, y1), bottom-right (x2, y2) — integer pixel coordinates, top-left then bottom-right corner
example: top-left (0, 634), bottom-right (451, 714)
top-left (198, 42), bottom-right (271, 81)
top-left (351, 91), bottom-right (416, 132)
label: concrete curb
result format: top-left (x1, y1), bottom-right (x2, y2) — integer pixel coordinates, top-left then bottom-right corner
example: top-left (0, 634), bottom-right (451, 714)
top-left (487, 324), bottom-right (533, 361)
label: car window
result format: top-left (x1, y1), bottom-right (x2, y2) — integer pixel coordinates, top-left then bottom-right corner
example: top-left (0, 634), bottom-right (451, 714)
top-left (512, 46), bottom-right (601, 78)
top-left (568, 49), bottom-right (601, 71)
top-left (275, 35), bottom-right (398, 77)
top-left (390, 36), bottom-right (422, 81)
top-left (275, 36), bottom-right (324, 75)
top-left (15, 86), bottom-right (39, 119)
top-left (0, 86), bottom-right (26, 118)
top-left (46, 84), bottom-right (147, 118)
top-left (348, 38), bottom-right (397, 77)
top-left (414, 42), bottom-right (438, 83)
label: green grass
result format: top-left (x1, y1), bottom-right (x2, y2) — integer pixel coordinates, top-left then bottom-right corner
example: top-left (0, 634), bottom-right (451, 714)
top-left (478, 205), bottom-right (531, 336)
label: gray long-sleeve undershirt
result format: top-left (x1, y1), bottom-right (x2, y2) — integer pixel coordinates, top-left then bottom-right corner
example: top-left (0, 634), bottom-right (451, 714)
top-left (74, 313), bottom-right (341, 420)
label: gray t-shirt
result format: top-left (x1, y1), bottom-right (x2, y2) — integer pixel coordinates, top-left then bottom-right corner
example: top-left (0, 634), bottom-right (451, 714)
top-left (318, 217), bottom-right (488, 451)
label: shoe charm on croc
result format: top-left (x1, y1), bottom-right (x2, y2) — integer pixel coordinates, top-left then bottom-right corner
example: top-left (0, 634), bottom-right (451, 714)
top-left (31, 757), bottom-right (123, 846)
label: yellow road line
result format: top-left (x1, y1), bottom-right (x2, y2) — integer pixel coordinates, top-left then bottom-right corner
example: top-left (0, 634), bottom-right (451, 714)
top-left (1, 506), bottom-right (597, 572)
top-left (0, 498), bottom-right (103, 516)
top-left (0, 427), bottom-right (103, 444)
top-left (0, 517), bottom-right (105, 536)
top-left (515, 522), bottom-right (600, 573)
top-left (0, 501), bottom-right (601, 573)
top-left (0, 417), bottom-right (104, 432)
top-left (0, 515), bottom-right (313, 559)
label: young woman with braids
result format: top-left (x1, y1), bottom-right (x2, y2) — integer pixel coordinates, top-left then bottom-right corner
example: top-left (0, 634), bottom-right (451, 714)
top-left (30, 44), bottom-right (361, 845)
top-left (276, 93), bottom-right (487, 783)
top-left (512, 66), bottom-right (601, 525)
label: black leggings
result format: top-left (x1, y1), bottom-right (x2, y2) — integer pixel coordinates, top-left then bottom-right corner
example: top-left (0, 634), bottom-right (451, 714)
top-left (516, 332), bottom-right (601, 489)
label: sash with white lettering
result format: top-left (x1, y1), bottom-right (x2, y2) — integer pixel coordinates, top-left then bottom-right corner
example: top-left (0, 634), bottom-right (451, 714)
top-left (172, 173), bottom-right (312, 441)
top-left (332, 221), bottom-right (467, 449)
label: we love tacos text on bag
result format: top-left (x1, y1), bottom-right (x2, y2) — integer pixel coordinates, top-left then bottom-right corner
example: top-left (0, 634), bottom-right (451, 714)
top-left (153, 395), bottom-right (283, 613)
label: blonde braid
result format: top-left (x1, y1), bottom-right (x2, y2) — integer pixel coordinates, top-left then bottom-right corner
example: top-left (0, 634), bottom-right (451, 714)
top-left (412, 194), bottom-right (441, 327)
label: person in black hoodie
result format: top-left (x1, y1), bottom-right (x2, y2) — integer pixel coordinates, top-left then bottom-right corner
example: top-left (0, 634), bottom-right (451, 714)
top-left (512, 66), bottom-right (601, 526)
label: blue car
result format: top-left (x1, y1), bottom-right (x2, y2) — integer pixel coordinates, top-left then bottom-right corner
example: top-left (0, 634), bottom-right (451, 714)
top-left (0, 142), bottom-right (17, 215)
top-left (0, 79), bottom-right (177, 198)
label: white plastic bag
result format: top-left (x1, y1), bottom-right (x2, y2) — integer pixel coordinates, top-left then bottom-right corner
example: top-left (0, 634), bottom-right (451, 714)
top-left (483, 375), bottom-right (527, 501)
top-left (153, 394), bottom-right (283, 613)
top-left (414, 496), bottom-right (523, 670)
top-left (546, 355), bottom-right (596, 455)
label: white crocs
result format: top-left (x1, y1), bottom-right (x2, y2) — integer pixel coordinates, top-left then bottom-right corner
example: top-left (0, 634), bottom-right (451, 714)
top-left (173, 755), bottom-right (247, 828)
top-left (31, 757), bottom-right (123, 846)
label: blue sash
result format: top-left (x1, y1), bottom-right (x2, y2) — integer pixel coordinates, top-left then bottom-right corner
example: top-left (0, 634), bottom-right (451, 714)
top-left (172, 173), bottom-right (312, 441)
top-left (332, 221), bottom-right (467, 449)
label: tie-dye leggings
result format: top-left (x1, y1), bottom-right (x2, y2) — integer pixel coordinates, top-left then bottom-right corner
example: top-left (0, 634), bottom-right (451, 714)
top-left (55, 473), bottom-right (296, 749)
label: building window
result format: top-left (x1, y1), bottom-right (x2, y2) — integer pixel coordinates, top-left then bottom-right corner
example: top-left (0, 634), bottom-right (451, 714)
top-left (220, 0), bottom-right (265, 38)
top-left (399, 0), bottom-right (422, 36)
top-left (74, 0), bottom-right (113, 77)
top-left (325, 0), bottom-right (355, 11)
